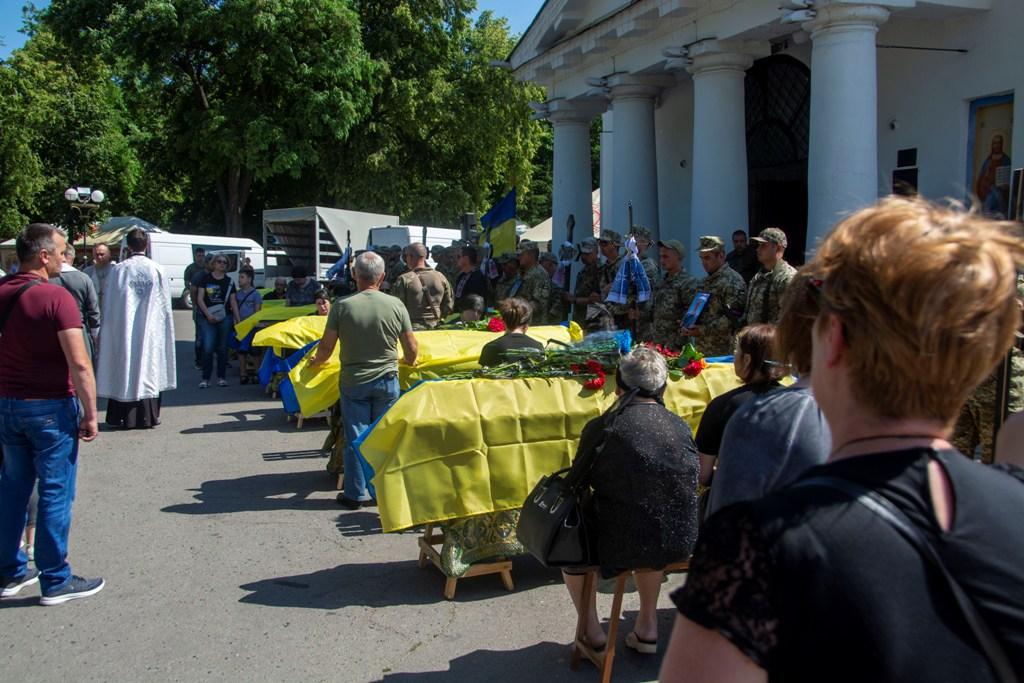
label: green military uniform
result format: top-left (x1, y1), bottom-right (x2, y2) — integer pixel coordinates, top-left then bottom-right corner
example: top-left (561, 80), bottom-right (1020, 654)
top-left (952, 275), bottom-right (1024, 463)
top-left (688, 236), bottom-right (746, 356)
top-left (391, 266), bottom-right (454, 330)
top-left (745, 260), bottom-right (797, 325)
top-left (651, 252), bottom-right (700, 351)
top-left (518, 264), bottom-right (551, 321)
top-left (539, 252), bottom-right (566, 324)
top-left (571, 245), bottom-right (601, 328)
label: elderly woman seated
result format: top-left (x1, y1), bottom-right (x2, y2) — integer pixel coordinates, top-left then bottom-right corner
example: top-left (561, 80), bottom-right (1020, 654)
top-left (563, 346), bottom-right (700, 655)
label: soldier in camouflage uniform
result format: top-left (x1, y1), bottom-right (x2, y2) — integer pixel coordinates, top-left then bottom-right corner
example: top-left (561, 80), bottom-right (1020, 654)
top-left (651, 239), bottom-right (700, 351)
top-left (682, 235), bottom-right (746, 356)
top-left (629, 226), bottom-right (661, 341)
top-left (516, 239), bottom-right (552, 322)
top-left (493, 253), bottom-right (520, 303)
top-left (952, 275), bottom-right (1024, 463)
top-left (598, 229), bottom-right (629, 329)
top-left (743, 227), bottom-right (797, 326)
top-left (567, 237), bottom-right (602, 328)
top-left (539, 251), bottom-right (567, 323)
top-left (384, 245), bottom-right (408, 290)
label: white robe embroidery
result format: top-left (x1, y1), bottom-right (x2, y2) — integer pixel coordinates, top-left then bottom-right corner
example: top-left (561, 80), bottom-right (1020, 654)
top-left (97, 254), bottom-right (177, 400)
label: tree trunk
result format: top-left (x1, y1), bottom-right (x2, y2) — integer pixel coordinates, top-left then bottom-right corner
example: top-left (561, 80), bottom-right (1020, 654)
top-left (216, 165), bottom-right (254, 236)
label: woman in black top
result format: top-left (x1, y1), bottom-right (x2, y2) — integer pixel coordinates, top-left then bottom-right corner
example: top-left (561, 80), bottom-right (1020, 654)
top-left (196, 255), bottom-right (235, 388)
top-left (564, 347), bottom-right (700, 655)
top-left (478, 297), bottom-right (543, 367)
top-left (695, 323), bottom-right (783, 485)
top-left (659, 197), bottom-right (1024, 682)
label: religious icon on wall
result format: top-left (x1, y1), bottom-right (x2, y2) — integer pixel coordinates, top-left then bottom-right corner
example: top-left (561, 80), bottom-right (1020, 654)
top-left (967, 94), bottom-right (1014, 218)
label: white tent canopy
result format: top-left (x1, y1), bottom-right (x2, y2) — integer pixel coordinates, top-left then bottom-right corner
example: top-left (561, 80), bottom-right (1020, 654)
top-left (520, 188), bottom-right (601, 244)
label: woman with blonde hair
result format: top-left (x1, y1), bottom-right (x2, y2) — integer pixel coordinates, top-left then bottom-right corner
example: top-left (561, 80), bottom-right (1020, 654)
top-left (660, 197), bottom-right (1024, 682)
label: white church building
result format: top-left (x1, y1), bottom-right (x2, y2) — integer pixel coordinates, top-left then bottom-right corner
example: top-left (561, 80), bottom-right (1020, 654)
top-left (510, 0), bottom-right (1021, 267)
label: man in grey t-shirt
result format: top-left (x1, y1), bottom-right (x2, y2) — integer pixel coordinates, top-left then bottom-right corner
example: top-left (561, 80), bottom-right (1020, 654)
top-left (708, 380), bottom-right (831, 515)
top-left (309, 251), bottom-right (418, 509)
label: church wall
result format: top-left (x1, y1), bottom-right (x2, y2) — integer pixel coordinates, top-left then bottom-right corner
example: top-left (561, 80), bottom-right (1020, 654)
top-left (653, 79), bottom-right (698, 273)
top-left (874, 0), bottom-right (1024, 208)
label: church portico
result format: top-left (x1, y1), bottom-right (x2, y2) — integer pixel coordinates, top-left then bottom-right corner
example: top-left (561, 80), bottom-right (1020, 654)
top-left (513, 0), bottom-right (1018, 267)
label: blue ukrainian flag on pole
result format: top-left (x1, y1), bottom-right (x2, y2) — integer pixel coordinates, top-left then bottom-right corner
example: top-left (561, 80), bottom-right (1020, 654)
top-left (479, 188), bottom-right (518, 257)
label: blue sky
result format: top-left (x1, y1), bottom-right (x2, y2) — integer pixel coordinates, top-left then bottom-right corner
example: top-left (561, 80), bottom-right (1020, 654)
top-left (0, 1), bottom-right (543, 60)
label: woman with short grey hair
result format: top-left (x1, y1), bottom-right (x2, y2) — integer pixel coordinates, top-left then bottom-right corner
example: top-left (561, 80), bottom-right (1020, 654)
top-left (560, 346), bottom-right (700, 655)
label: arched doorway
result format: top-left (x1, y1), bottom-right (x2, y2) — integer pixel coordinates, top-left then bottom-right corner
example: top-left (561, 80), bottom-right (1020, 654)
top-left (746, 55), bottom-right (810, 264)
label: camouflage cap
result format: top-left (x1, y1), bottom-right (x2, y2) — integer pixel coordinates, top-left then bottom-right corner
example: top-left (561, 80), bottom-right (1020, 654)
top-left (539, 251), bottom-right (558, 264)
top-left (598, 229), bottom-right (623, 245)
top-left (629, 225), bottom-right (652, 242)
top-left (698, 236), bottom-right (726, 253)
top-left (389, 244), bottom-right (402, 252)
top-left (657, 239), bottom-right (686, 258)
top-left (430, 244), bottom-right (445, 255)
top-left (495, 252), bottom-right (519, 264)
top-left (751, 227), bottom-right (788, 248)
top-left (577, 237), bottom-right (598, 254)
top-left (517, 239), bottom-right (540, 254)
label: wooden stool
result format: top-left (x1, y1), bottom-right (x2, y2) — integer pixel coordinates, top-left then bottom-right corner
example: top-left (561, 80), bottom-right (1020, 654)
top-left (570, 560), bottom-right (690, 683)
top-left (416, 523), bottom-right (515, 600)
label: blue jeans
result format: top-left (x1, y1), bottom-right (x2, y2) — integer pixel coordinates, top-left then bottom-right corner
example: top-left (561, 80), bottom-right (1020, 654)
top-left (0, 397), bottom-right (79, 593)
top-left (199, 315), bottom-right (233, 381)
top-left (340, 373), bottom-right (400, 501)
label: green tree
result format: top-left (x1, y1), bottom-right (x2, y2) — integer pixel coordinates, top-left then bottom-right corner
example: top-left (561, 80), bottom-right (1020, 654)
top-left (0, 28), bottom-right (140, 239)
top-left (46, 0), bottom-right (377, 235)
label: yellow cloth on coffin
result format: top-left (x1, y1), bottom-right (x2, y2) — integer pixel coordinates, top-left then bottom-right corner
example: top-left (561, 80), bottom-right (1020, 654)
top-left (360, 364), bottom-right (742, 533)
top-left (238, 305), bottom-right (318, 343)
top-left (267, 322), bottom-right (579, 417)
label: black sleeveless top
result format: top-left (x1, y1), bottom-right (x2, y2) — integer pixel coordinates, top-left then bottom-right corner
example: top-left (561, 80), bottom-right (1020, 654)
top-left (672, 448), bottom-right (1024, 682)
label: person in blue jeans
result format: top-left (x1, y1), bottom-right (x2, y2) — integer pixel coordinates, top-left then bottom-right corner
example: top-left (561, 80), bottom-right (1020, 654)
top-left (0, 223), bottom-right (104, 605)
top-left (309, 251), bottom-right (418, 509)
top-left (195, 255), bottom-right (236, 388)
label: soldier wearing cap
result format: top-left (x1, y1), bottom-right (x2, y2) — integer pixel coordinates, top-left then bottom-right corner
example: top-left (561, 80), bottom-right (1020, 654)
top-left (493, 252), bottom-right (520, 303)
top-left (744, 227), bottom-right (797, 326)
top-left (652, 239), bottom-right (700, 350)
top-left (538, 251), bottom-right (566, 323)
top-left (682, 235), bottom-right (746, 356)
top-left (566, 237), bottom-right (602, 327)
top-left (516, 239), bottom-right (552, 322)
top-left (628, 226), bottom-right (660, 340)
top-left (598, 229), bottom-right (631, 328)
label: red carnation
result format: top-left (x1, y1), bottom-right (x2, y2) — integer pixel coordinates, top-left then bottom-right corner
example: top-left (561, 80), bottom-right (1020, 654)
top-left (682, 359), bottom-right (704, 378)
top-left (584, 374), bottom-right (606, 390)
top-left (585, 359), bottom-right (604, 374)
top-left (487, 317), bottom-right (506, 332)
top-left (570, 364), bottom-right (581, 374)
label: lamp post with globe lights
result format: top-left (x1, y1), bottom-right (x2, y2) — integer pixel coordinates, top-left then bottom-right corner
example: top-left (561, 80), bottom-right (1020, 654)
top-left (64, 186), bottom-right (105, 253)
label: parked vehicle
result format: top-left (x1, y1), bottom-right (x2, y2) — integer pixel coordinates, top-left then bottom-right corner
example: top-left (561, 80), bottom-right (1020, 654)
top-left (120, 231), bottom-right (265, 309)
top-left (366, 225), bottom-right (464, 262)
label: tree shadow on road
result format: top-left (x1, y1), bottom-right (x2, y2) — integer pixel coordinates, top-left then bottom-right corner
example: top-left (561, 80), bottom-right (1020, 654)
top-left (238, 555), bottom-right (563, 609)
top-left (161, 469), bottom-right (338, 515)
top-left (373, 639), bottom-right (661, 682)
top-left (178, 407), bottom-right (314, 435)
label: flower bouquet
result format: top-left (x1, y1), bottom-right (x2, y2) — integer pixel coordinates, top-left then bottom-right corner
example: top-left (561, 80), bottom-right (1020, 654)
top-left (644, 341), bottom-right (707, 379)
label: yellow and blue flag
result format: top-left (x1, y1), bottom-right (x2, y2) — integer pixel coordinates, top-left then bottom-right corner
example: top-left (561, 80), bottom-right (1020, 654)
top-left (479, 188), bottom-right (518, 257)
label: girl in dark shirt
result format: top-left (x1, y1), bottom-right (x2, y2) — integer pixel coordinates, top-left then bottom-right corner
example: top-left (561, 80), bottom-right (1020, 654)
top-left (478, 297), bottom-right (543, 367)
top-left (660, 198), bottom-right (1024, 683)
top-left (196, 256), bottom-right (235, 387)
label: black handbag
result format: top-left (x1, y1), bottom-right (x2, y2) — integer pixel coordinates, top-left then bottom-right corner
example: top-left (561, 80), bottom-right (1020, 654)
top-left (517, 391), bottom-right (635, 567)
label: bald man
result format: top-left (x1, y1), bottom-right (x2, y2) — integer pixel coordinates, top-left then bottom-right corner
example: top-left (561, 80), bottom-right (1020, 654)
top-left (391, 243), bottom-right (453, 330)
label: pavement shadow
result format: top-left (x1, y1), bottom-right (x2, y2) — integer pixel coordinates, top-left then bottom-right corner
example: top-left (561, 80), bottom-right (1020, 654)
top-left (375, 640), bottom-right (660, 682)
top-left (335, 511), bottom-right (384, 537)
top-left (238, 555), bottom-right (564, 609)
top-left (178, 407), bottom-right (304, 435)
top-left (263, 448), bottom-right (327, 462)
top-left (161, 469), bottom-right (338, 515)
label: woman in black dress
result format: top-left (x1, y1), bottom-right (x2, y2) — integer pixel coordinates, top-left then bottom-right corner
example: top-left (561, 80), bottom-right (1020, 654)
top-left (564, 346), bottom-right (700, 655)
top-left (660, 197), bottom-right (1024, 682)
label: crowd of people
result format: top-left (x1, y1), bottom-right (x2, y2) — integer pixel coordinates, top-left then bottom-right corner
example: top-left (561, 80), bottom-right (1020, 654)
top-left (2, 195), bottom-right (1023, 683)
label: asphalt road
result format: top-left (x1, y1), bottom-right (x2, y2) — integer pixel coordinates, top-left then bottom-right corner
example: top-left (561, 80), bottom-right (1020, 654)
top-left (2, 310), bottom-right (684, 682)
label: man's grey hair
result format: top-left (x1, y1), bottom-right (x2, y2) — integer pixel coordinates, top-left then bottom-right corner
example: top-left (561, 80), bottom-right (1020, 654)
top-left (15, 223), bottom-right (59, 263)
top-left (64, 243), bottom-right (76, 259)
top-left (354, 251), bottom-right (386, 283)
top-left (274, 276), bottom-right (287, 287)
top-left (404, 242), bottom-right (428, 260)
top-left (618, 346), bottom-right (668, 392)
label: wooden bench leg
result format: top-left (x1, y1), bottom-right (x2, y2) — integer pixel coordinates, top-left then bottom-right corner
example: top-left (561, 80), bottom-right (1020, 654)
top-left (500, 566), bottom-right (514, 592)
top-left (417, 524), bottom-right (433, 569)
top-left (444, 577), bottom-right (458, 600)
top-left (599, 573), bottom-right (629, 683)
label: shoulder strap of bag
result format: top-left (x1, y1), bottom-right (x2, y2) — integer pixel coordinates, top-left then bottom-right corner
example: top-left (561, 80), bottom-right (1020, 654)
top-left (794, 474), bottom-right (1018, 683)
top-left (0, 279), bottom-right (45, 335)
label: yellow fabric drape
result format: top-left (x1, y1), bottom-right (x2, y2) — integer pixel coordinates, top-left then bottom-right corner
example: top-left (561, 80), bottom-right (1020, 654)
top-left (237, 305), bottom-right (318, 341)
top-left (360, 365), bottom-right (743, 532)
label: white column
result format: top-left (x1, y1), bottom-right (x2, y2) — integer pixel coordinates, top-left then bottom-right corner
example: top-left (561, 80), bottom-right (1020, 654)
top-left (607, 77), bottom-right (662, 240)
top-left (688, 50), bottom-right (753, 243)
top-left (549, 102), bottom-right (600, 250)
top-left (805, 4), bottom-right (889, 256)
top-left (600, 109), bottom-right (614, 233)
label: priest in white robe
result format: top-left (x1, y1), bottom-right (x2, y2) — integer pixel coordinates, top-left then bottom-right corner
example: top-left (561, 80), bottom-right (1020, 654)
top-left (96, 228), bottom-right (176, 428)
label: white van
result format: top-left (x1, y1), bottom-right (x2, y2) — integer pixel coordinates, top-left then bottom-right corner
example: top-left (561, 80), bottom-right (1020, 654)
top-left (366, 225), bottom-right (464, 266)
top-left (121, 231), bottom-right (265, 309)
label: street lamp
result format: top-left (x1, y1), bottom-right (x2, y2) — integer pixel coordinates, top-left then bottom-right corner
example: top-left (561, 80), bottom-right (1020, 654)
top-left (64, 186), bottom-right (104, 249)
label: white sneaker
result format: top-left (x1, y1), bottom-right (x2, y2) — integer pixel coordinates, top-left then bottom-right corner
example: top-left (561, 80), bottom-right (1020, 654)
top-left (199, 380), bottom-right (209, 389)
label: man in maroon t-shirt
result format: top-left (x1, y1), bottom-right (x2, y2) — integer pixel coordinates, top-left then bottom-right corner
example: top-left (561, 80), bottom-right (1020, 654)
top-left (0, 223), bottom-right (104, 606)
